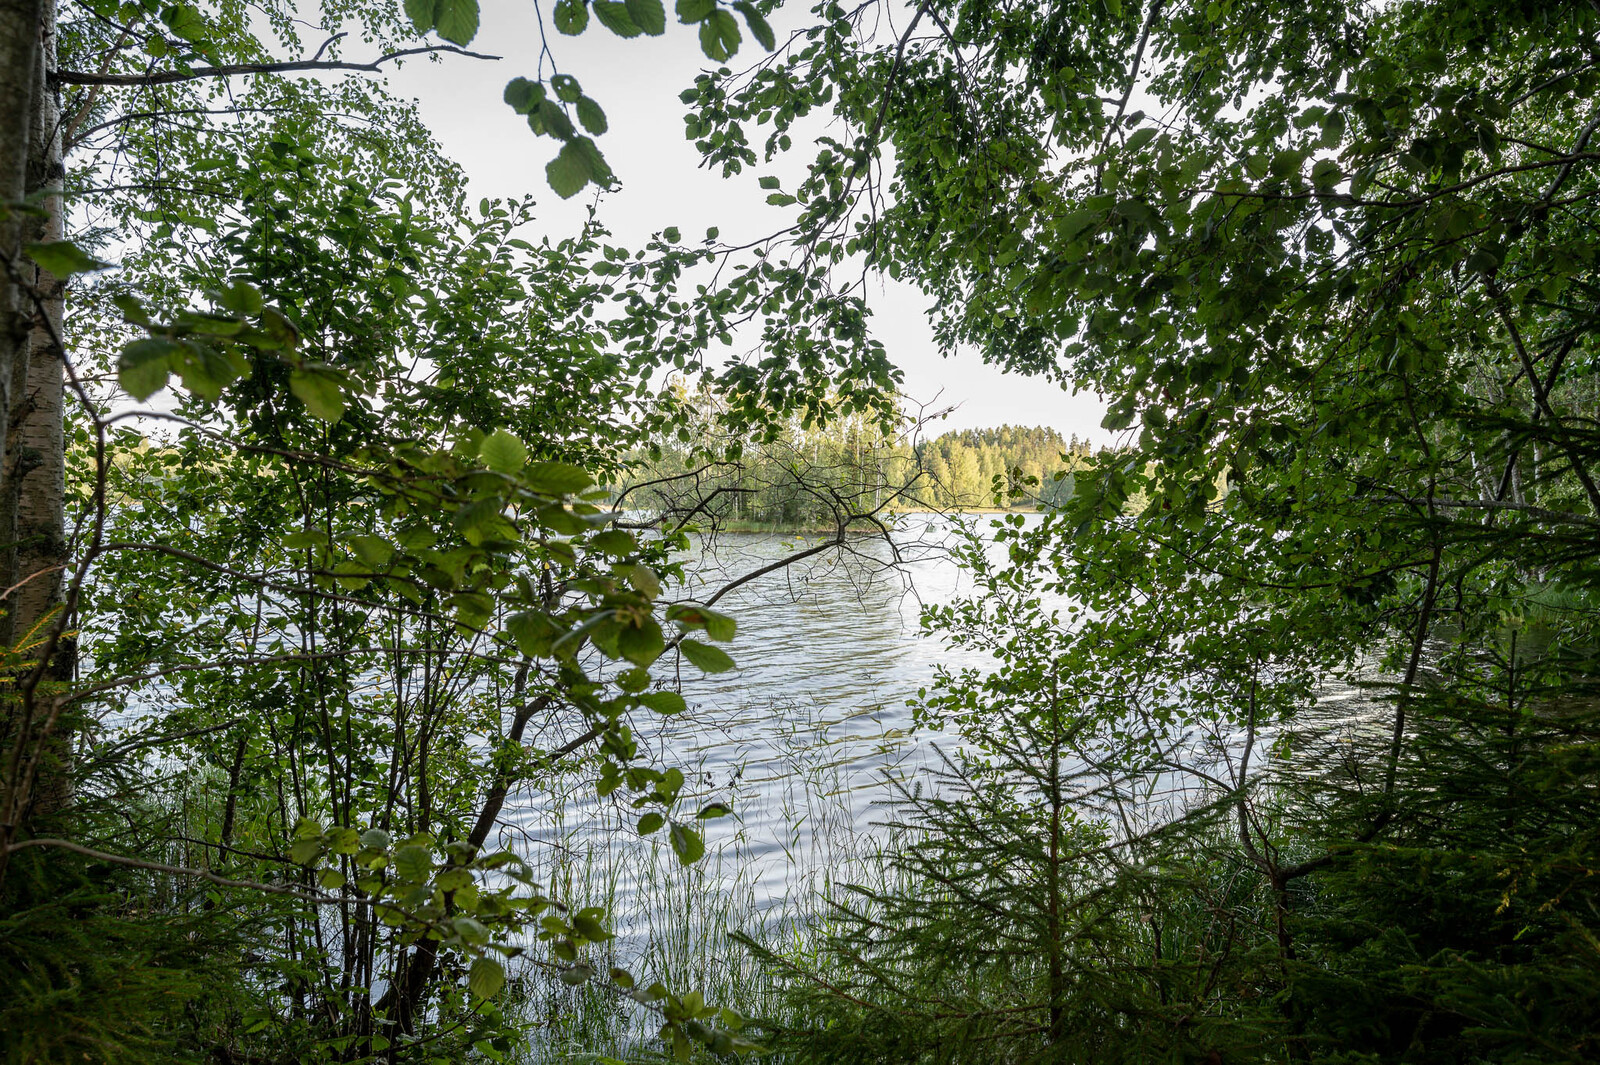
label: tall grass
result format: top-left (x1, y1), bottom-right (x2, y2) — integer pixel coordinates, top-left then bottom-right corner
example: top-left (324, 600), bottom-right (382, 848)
top-left (506, 696), bottom-right (917, 1064)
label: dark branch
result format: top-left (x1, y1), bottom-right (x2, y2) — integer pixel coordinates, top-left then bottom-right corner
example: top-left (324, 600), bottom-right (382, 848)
top-left (53, 44), bottom-right (500, 87)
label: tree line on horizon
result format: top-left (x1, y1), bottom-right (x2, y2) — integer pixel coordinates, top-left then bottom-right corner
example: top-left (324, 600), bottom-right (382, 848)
top-left (617, 407), bottom-right (1114, 529)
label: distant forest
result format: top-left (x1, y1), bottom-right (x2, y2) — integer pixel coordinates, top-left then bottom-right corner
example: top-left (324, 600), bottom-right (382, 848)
top-left (617, 415), bottom-right (1113, 529)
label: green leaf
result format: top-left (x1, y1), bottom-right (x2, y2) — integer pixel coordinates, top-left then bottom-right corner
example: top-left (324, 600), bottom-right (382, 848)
top-left (327, 827), bottom-right (361, 854)
top-left (1123, 126), bottom-right (1157, 153)
top-left (593, 0), bottom-right (642, 37)
top-left (468, 957), bottom-right (506, 1000)
top-left (118, 338), bottom-right (178, 400)
top-left (697, 801), bottom-right (732, 820)
top-left (676, 0), bottom-right (714, 21)
top-left (553, 0), bottom-right (589, 32)
top-left (618, 618), bottom-right (665, 665)
top-left (547, 140), bottom-right (595, 198)
top-left (507, 611), bottom-right (560, 657)
top-left (480, 428), bottom-right (528, 473)
top-left (289, 838), bottom-right (324, 866)
top-left (25, 241), bottom-right (111, 277)
top-left (668, 822), bottom-right (705, 865)
top-left (360, 828), bottom-right (392, 850)
top-left (403, 0), bottom-right (436, 32)
top-left (698, 8), bottom-right (740, 60)
top-left (627, 564), bottom-right (661, 599)
top-left (350, 534), bottom-right (393, 569)
top-left (590, 529), bottom-right (636, 556)
top-left (551, 73), bottom-right (583, 103)
top-left (625, 0), bottom-right (666, 35)
top-left (1311, 159), bottom-right (1343, 188)
top-left (666, 603), bottom-right (736, 640)
top-left (215, 281), bottom-right (263, 314)
top-left (524, 461), bottom-right (594, 495)
top-left (731, 1), bottom-right (773, 49)
top-left (504, 77), bottom-right (545, 114)
top-left (638, 690), bottom-right (687, 714)
top-left (679, 638), bottom-right (735, 673)
top-left (159, 4), bottom-right (209, 42)
top-left (576, 96), bottom-right (608, 135)
top-left (637, 811), bottom-right (665, 835)
top-left (434, 0), bottom-right (479, 44)
top-left (393, 844), bottom-right (434, 881)
top-left (535, 99), bottom-right (576, 140)
top-left (289, 369), bottom-right (347, 422)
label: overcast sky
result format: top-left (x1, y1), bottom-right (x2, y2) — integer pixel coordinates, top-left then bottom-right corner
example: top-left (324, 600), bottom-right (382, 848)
top-left (381, 2), bottom-right (1108, 442)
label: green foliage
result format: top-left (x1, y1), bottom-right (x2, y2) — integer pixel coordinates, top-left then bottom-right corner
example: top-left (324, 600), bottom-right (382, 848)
top-left (683, 1), bottom-right (1600, 1062)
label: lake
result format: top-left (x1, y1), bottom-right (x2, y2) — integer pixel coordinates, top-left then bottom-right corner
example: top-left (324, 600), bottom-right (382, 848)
top-left (503, 515), bottom-right (1006, 940)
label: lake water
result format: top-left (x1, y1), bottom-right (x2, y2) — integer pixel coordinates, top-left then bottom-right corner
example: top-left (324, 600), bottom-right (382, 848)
top-left (502, 515), bottom-right (1007, 933)
top-left (499, 513), bottom-right (1391, 969)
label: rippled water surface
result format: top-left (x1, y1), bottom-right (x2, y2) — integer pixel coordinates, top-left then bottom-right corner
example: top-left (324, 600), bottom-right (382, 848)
top-left (503, 515), bottom-right (1008, 924)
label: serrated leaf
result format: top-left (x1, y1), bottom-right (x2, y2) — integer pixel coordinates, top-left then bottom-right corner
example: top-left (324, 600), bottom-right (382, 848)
top-left (637, 811), bottom-right (665, 835)
top-left (697, 801), bottom-right (732, 820)
top-left (118, 338), bottom-right (178, 400)
top-left (698, 8), bottom-right (739, 60)
top-left (468, 957), bottom-right (505, 1000)
top-left (617, 619), bottom-right (665, 666)
top-left (627, 564), bottom-right (661, 599)
top-left (553, 0), bottom-right (589, 32)
top-left (350, 534), bottom-right (393, 569)
top-left (547, 140), bottom-right (594, 198)
top-left (590, 529), bottom-right (636, 556)
top-left (403, 0), bottom-right (436, 32)
top-left (593, 0), bottom-right (641, 36)
top-left (675, 0), bottom-right (713, 21)
top-left (434, 0), bottom-right (479, 43)
top-left (638, 690), bottom-right (687, 714)
top-left (559, 964), bottom-right (593, 985)
top-left (668, 822), bottom-right (705, 865)
top-left (577, 96), bottom-right (608, 135)
top-left (480, 428), bottom-right (528, 473)
top-left (160, 4), bottom-right (208, 42)
top-left (524, 461), bottom-right (594, 495)
top-left (551, 73), bottom-right (583, 102)
top-left (289, 838), bottom-right (324, 866)
top-left (327, 827), bottom-right (361, 854)
top-left (506, 611), bottom-right (559, 657)
top-left (504, 76), bottom-right (544, 113)
top-left (289, 369), bottom-right (346, 421)
top-left (679, 638), bottom-right (735, 673)
top-left (393, 844), bottom-right (434, 881)
top-left (731, 1), bottom-right (773, 49)
top-left (25, 241), bottom-right (111, 277)
top-left (625, 0), bottom-right (665, 34)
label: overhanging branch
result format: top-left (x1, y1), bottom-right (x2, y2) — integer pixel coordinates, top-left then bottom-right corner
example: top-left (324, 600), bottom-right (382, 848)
top-left (53, 44), bottom-right (500, 88)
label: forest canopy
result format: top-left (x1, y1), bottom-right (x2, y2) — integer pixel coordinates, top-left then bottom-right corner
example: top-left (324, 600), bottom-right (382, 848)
top-left (3, 0), bottom-right (1600, 1063)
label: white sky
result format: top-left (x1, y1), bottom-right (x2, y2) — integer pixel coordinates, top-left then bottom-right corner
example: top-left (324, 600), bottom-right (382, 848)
top-left (381, 1), bottom-right (1108, 442)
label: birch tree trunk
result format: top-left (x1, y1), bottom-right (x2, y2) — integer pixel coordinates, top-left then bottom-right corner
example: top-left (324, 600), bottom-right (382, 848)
top-left (0, 0), bottom-right (69, 857)
top-left (0, 0), bottom-right (44, 493)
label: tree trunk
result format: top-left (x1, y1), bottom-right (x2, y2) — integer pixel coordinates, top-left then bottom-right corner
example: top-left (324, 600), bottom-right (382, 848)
top-left (0, 0), bottom-right (68, 859)
top-left (0, 0), bottom-right (44, 500)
